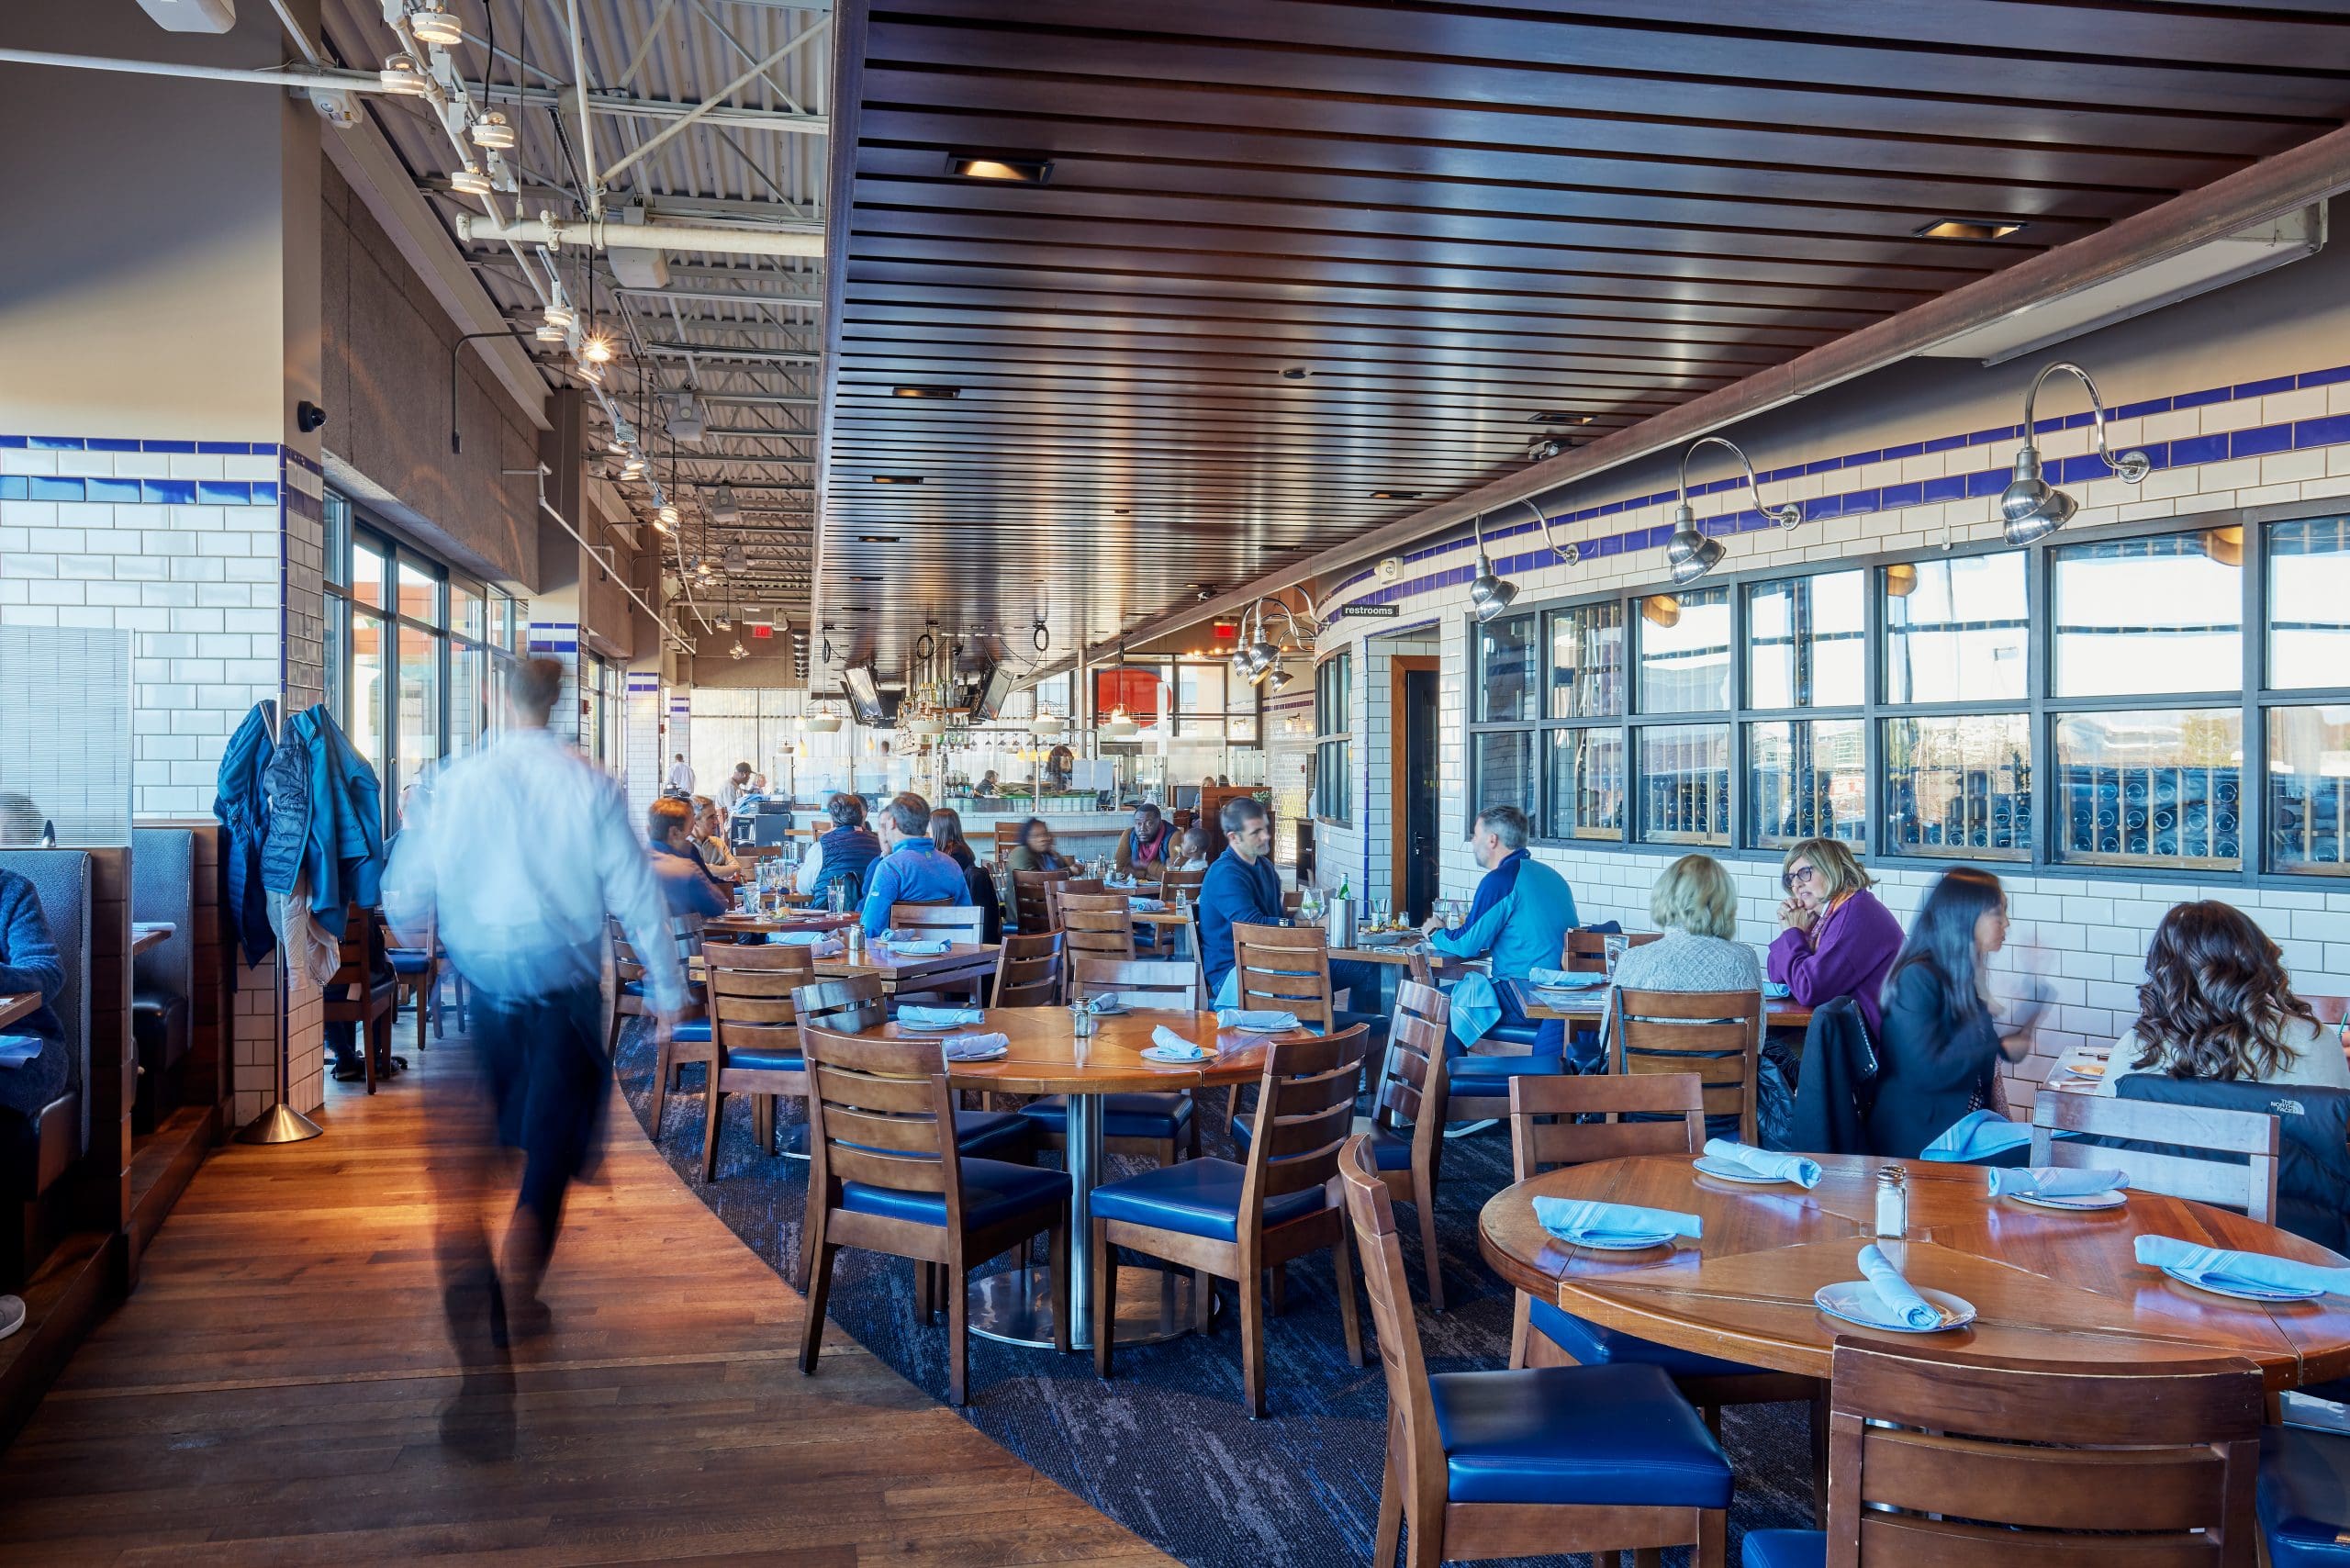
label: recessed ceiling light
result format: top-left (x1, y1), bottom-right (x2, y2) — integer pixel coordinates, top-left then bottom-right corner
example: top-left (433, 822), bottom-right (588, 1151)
top-left (1112, 508), bottom-right (1131, 515)
top-left (1261, 543), bottom-right (1312, 553)
top-left (1277, 367), bottom-right (1312, 380)
top-left (891, 386), bottom-right (961, 399)
top-left (1915, 218), bottom-right (2027, 241)
top-left (871, 475), bottom-right (923, 485)
top-left (857, 534), bottom-right (901, 543)
top-left (1530, 411), bottom-right (1596, 426)
top-left (1371, 490), bottom-right (1423, 501)
top-left (850, 575), bottom-right (884, 582)
top-left (843, 605), bottom-right (874, 612)
top-left (946, 153), bottom-right (1052, 185)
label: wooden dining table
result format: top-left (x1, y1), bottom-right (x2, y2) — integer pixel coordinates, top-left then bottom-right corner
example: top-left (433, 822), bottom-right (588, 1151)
top-left (908, 1007), bottom-right (1292, 1351)
top-left (1498, 975), bottom-right (1816, 1029)
top-left (130, 921), bottom-right (174, 957)
top-left (1478, 1151), bottom-right (2350, 1391)
top-left (0, 992), bottom-right (36, 1031)
top-left (812, 939), bottom-right (1000, 1000)
top-left (703, 911), bottom-right (856, 938)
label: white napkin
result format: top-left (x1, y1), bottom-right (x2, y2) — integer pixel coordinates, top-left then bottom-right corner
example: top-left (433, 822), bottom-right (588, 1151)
top-left (1988, 1166), bottom-right (2131, 1199)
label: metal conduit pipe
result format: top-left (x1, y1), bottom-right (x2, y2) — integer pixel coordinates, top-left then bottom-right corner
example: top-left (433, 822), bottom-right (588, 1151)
top-left (458, 212), bottom-right (824, 258)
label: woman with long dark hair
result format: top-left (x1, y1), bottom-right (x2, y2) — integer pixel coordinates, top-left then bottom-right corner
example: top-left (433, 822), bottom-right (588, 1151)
top-left (2107, 902), bottom-right (2349, 1096)
top-left (927, 806), bottom-right (978, 872)
top-left (1005, 817), bottom-right (1064, 873)
top-left (1865, 868), bottom-right (2031, 1157)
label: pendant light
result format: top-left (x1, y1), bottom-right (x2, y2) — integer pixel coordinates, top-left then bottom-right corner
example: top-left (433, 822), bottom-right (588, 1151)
top-left (1998, 361), bottom-right (2153, 546)
top-left (1465, 510), bottom-right (1518, 622)
top-left (1665, 436), bottom-right (1802, 585)
top-left (378, 54), bottom-right (431, 95)
top-left (449, 163), bottom-right (492, 197)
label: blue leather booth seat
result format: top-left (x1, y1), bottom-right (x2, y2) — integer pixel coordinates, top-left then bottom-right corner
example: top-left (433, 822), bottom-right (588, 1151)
top-left (1447, 1050), bottom-right (1570, 1084)
top-left (1089, 1157), bottom-right (1327, 1242)
top-left (1528, 1298), bottom-right (1762, 1381)
top-left (1430, 1363), bottom-right (1733, 1508)
top-left (1739, 1529), bottom-right (1826, 1568)
top-left (1021, 1092), bottom-right (1192, 1142)
top-left (840, 1159), bottom-right (1069, 1232)
top-left (2262, 1424), bottom-right (2350, 1566)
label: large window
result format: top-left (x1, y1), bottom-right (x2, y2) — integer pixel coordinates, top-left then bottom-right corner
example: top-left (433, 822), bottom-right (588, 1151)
top-left (1464, 500), bottom-right (2350, 887)
top-left (321, 489), bottom-right (520, 830)
top-left (1314, 653), bottom-right (1350, 825)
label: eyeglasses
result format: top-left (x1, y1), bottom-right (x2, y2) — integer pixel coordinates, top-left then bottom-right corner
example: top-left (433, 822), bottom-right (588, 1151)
top-left (1781, 864), bottom-right (1818, 891)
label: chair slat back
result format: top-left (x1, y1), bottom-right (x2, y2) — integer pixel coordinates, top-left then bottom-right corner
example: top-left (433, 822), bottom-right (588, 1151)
top-left (1239, 1026), bottom-right (1371, 1204)
top-left (890, 902), bottom-right (986, 946)
top-left (1564, 928), bottom-right (1663, 972)
top-left (1508, 1072), bottom-right (1707, 1182)
top-left (1373, 980), bottom-right (1449, 1134)
top-left (800, 1024), bottom-right (957, 1196)
top-left (331, 903), bottom-right (375, 986)
top-left (1069, 958), bottom-right (1198, 1012)
top-left (991, 930), bottom-right (1064, 1008)
top-left (1045, 877), bottom-right (1104, 929)
top-left (1607, 987), bottom-right (1762, 1144)
top-left (2030, 1093), bottom-right (2280, 1224)
top-left (705, 943), bottom-right (816, 1058)
top-left (791, 975), bottom-right (887, 1035)
top-left (1058, 891), bottom-right (1136, 979)
top-left (992, 822), bottom-right (1023, 866)
top-left (1337, 1136), bottom-right (1446, 1518)
top-left (1231, 923), bottom-right (1335, 1029)
top-left (1820, 1338), bottom-right (2261, 1567)
top-left (1160, 867), bottom-right (1205, 906)
top-left (1012, 868), bottom-right (1069, 934)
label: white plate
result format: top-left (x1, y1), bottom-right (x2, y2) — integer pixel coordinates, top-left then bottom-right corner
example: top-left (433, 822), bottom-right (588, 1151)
top-left (2160, 1265), bottom-right (2325, 1303)
top-left (1814, 1281), bottom-right (1976, 1334)
top-left (2006, 1189), bottom-right (2129, 1211)
top-left (1141, 1046), bottom-right (1208, 1064)
top-left (944, 1046), bottom-right (1007, 1062)
top-left (1085, 1001), bottom-right (1126, 1016)
top-left (1692, 1155), bottom-right (1789, 1185)
top-left (1559, 1228), bottom-right (1680, 1251)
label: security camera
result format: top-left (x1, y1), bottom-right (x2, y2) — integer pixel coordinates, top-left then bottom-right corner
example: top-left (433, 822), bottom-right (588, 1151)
top-left (297, 401), bottom-right (329, 434)
top-left (1526, 436), bottom-right (1562, 463)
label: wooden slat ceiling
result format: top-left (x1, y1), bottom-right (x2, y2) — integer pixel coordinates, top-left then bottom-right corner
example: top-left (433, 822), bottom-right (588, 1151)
top-left (816, 0), bottom-right (2350, 678)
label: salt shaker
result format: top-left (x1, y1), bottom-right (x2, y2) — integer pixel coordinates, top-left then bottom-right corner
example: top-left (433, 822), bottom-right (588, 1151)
top-left (845, 924), bottom-right (866, 964)
top-left (1069, 1002), bottom-right (1097, 1038)
top-left (1874, 1166), bottom-right (1908, 1239)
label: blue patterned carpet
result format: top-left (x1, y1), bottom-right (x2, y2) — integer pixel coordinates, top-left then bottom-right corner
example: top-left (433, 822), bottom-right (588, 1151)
top-left (612, 1025), bottom-right (1816, 1567)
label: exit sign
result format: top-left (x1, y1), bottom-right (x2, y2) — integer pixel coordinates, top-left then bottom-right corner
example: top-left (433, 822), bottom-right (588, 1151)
top-left (751, 624), bottom-right (773, 639)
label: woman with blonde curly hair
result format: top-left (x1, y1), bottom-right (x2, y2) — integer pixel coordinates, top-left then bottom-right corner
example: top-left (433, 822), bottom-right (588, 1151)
top-left (1766, 835), bottom-right (1903, 1036)
top-left (2104, 902), bottom-right (2350, 1097)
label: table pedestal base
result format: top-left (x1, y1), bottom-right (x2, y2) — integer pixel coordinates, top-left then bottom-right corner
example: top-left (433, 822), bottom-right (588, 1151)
top-left (967, 1263), bottom-right (1215, 1349)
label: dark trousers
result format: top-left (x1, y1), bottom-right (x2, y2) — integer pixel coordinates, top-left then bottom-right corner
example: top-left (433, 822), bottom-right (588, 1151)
top-left (474, 982), bottom-right (608, 1248)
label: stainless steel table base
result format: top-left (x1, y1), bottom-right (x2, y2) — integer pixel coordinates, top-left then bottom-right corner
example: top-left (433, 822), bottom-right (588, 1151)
top-left (967, 1262), bottom-right (1214, 1348)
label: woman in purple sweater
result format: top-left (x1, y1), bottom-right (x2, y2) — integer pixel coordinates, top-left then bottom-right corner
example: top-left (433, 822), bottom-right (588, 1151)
top-left (1766, 837), bottom-right (1904, 1037)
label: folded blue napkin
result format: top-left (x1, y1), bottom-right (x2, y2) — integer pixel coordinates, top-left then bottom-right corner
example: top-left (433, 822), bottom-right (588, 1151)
top-left (1128, 896), bottom-right (1168, 913)
top-left (1147, 1025), bottom-right (1207, 1059)
top-left (943, 1032), bottom-right (1008, 1061)
top-left (1857, 1244), bottom-right (1944, 1328)
top-left (767, 929), bottom-right (828, 946)
top-left (1702, 1137), bottom-right (1821, 1188)
top-left (2135, 1235), bottom-right (2350, 1296)
top-left (1919, 1109), bottom-right (2035, 1163)
top-left (1532, 1197), bottom-right (1701, 1243)
top-left (1449, 970), bottom-right (1502, 1047)
top-left (899, 1005), bottom-right (983, 1028)
top-left (1528, 968), bottom-right (1608, 990)
top-left (1082, 994), bottom-right (1124, 1014)
top-left (0, 1035), bottom-right (40, 1070)
top-left (1989, 1166), bottom-right (2130, 1199)
top-left (1216, 1008), bottom-right (1302, 1032)
top-left (1762, 981), bottom-right (1793, 1000)
top-left (886, 937), bottom-right (952, 955)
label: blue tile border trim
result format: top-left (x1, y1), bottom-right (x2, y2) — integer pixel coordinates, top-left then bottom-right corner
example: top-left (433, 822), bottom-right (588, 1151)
top-left (1330, 357), bottom-right (2350, 607)
top-left (0, 434), bottom-right (284, 454)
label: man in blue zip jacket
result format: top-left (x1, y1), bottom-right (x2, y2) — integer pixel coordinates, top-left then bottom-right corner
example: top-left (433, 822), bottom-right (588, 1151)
top-left (858, 791), bottom-right (968, 936)
top-left (1422, 803), bottom-right (1579, 1070)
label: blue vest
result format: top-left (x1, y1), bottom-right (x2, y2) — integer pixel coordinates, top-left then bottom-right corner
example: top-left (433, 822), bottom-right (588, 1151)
top-left (815, 825), bottom-right (879, 898)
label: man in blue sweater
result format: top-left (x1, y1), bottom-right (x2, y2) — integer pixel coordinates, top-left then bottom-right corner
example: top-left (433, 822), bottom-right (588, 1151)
top-left (859, 791), bottom-right (969, 936)
top-left (1422, 803), bottom-right (1579, 1067)
top-left (1197, 796), bottom-right (1385, 1022)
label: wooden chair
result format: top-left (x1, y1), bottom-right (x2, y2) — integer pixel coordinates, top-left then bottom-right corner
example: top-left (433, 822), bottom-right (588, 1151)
top-left (792, 974), bottom-right (887, 1034)
top-left (1044, 876), bottom-right (1104, 931)
top-left (1741, 1339), bottom-right (2262, 1568)
top-left (1069, 958), bottom-right (1199, 1013)
top-left (1605, 987), bottom-right (1762, 1144)
top-left (1337, 1134), bottom-right (1730, 1568)
top-left (1505, 1072), bottom-right (1828, 1511)
top-left (796, 1024), bottom-right (1071, 1406)
top-left (1058, 891), bottom-right (1139, 1000)
top-left (1012, 868), bottom-right (1069, 934)
top-left (1362, 980), bottom-right (1451, 1311)
top-left (384, 910), bottom-right (453, 1054)
top-left (607, 912), bottom-right (701, 1057)
top-left (699, 942), bottom-right (817, 1188)
top-left (889, 902), bottom-right (987, 947)
top-left (1091, 1026), bottom-right (1372, 1417)
top-left (1027, 958), bottom-right (1204, 1166)
top-left (1160, 866), bottom-right (1205, 905)
top-left (991, 822), bottom-right (1023, 866)
top-left (990, 930), bottom-right (1064, 1008)
top-left (627, 918), bottom-right (712, 1138)
top-left (322, 905), bottom-right (397, 1093)
top-left (1229, 922), bottom-right (1336, 1029)
top-left (2031, 1092), bottom-right (2281, 1223)
top-left (1564, 928), bottom-right (1663, 973)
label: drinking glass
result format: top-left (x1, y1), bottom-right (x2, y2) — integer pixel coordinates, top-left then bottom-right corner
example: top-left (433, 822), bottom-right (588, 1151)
top-left (1371, 897), bottom-right (1392, 929)
top-left (1603, 933), bottom-right (1630, 979)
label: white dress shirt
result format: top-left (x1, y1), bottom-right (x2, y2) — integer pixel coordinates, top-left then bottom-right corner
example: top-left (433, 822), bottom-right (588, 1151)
top-left (667, 759), bottom-right (694, 793)
top-left (386, 727), bottom-right (688, 1013)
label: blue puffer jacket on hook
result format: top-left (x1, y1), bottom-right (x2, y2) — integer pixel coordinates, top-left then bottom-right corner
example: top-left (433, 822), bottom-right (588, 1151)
top-left (211, 701), bottom-right (278, 967)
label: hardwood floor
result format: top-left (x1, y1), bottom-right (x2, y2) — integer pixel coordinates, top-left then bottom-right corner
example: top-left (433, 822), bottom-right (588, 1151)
top-left (0, 1035), bottom-right (1171, 1566)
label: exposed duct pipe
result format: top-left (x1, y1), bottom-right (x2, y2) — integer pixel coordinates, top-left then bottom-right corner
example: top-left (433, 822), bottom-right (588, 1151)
top-left (458, 212), bottom-right (823, 258)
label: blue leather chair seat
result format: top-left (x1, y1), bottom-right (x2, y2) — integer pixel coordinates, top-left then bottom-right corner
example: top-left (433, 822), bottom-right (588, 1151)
top-left (671, 1019), bottom-right (712, 1044)
top-left (1020, 1092), bottom-right (1192, 1141)
top-left (1233, 1112), bottom-right (1411, 1170)
top-left (1447, 1049), bottom-right (1570, 1082)
top-left (1430, 1363), bottom-right (1732, 1508)
top-left (386, 948), bottom-right (431, 975)
top-left (621, 979), bottom-right (645, 997)
top-left (1528, 1298), bottom-right (1764, 1381)
top-left (1740, 1530), bottom-right (1826, 1568)
top-left (1483, 1019), bottom-right (1546, 1047)
top-left (2262, 1424), bottom-right (2350, 1565)
top-left (1089, 1157), bottom-right (1327, 1242)
top-left (950, 1108), bottom-right (1039, 1160)
top-left (722, 1046), bottom-right (804, 1074)
top-left (840, 1158), bottom-right (1069, 1233)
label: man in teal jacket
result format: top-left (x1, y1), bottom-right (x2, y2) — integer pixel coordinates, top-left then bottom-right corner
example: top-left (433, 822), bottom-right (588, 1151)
top-left (1423, 804), bottom-right (1578, 1070)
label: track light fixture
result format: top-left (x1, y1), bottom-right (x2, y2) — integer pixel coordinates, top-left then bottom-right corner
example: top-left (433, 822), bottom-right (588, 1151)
top-left (407, 6), bottom-right (464, 47)
top-left (1664, 436), bottom-right (1802, 586)
top-left (655, 504), bottom-right (678, 532)
top-left (1466, 511), bottom-right (1518, 623)
top-left (449, 163), bottom-right (491, 196)
top-left (709, 484), bottom-right (741, 523)
top-left (378, 55), bottom-right (431, 95)
top-left (578, 332), bottom-right (615, 364)
top-left (470, 110), bottom-right (517, 150)
top-left (1998, 361), bottom-right (2152, 546)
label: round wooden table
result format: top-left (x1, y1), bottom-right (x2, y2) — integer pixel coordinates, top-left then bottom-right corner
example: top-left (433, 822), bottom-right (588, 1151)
top-left (1477, 1153), bottom-right (2350, 1390)
top-left (915, 1008), bottom-right (1292, 1351)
